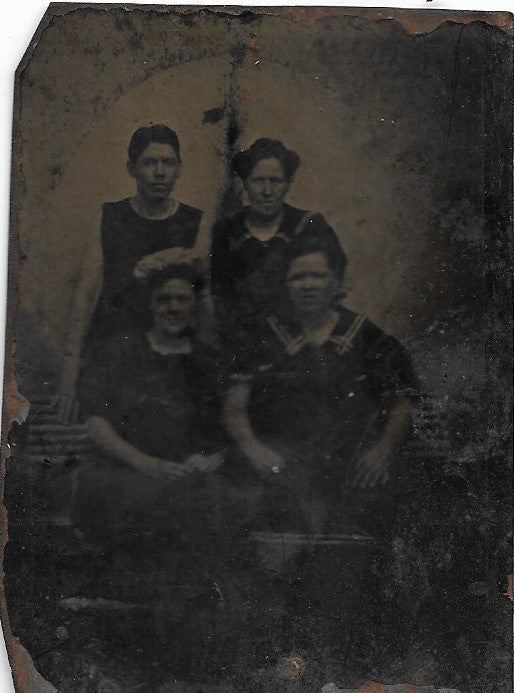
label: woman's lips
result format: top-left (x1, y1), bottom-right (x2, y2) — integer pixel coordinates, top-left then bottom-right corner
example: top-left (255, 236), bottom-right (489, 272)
top-left (298, 293), bottom-right (320, 303)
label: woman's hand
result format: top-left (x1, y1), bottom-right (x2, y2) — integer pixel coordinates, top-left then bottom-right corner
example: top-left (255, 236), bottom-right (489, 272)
top-left (352, 398), bottom-right (411, 489)
top-left (55, 355), bottom-right (80, 423)
top-left (241, 440), bottom-right (286, 475)
top-left (86, 416), bottom-right (192, 482)
top-left (352, 442), bottom-right (391, 488)
top-left (131, 452), bottom-right (189, 482)
top-left (224, 381), bottom-right (286, 475)
top-left (184, 452), bottom-right (224, 474)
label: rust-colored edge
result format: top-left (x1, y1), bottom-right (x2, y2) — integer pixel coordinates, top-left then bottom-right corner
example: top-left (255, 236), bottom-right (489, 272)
top-left (1, 3), bottom-right (513, 691)
top-left (0, 4), bottom-right (57, 690)
top-left (43, 3), bottom-right (514, 36)
top-left (289, 6), bottom-right (513, 35)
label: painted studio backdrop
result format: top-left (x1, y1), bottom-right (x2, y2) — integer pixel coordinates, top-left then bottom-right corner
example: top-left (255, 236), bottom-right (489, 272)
top-left (2, 6), bottom-right (512, 693)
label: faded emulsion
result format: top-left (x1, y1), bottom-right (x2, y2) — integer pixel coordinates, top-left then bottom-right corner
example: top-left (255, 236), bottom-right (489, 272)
top-left (1, 5), bottom-right (512, 693)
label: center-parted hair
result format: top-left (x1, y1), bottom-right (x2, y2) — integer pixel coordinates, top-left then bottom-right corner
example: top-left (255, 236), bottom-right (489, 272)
top-left (284, 233), bottom-right (347, 284)
top-left (231, 138), bottom-right (300, 182)
top-left (132, 262), bottom-right (204, 329)
top-left (144, 262), bottom-right (205, 299)
top-left (128, 124), bottom-right (181, 165)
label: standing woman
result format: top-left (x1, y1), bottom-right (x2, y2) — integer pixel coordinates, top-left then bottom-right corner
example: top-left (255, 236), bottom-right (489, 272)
top-left (86, 124), bottom-right (203, 352)
top-left (60, 124), bottom-right (203, 416)
top-left (210, 138), bottom-right (346, 341)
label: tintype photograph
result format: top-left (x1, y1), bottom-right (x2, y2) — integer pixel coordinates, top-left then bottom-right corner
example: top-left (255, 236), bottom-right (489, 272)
top-left (1, 4), bottom-right (512, 692)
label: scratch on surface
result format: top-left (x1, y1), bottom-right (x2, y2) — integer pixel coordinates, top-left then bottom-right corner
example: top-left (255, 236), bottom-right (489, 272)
top-left (61, 597), bottom-right (150, 612)
top-left (503, 574), bottom-right (513, 601)
top-left (321, 684), bottom-right (462, 692)
top-left (213, 580), bottom-right (225, 607)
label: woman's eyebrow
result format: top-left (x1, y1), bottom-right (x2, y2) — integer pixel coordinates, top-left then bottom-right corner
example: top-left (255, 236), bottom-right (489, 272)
top-left (144, 156), bottom-right (175, 162)
top-left (288, 270), bottom-right (328, 278)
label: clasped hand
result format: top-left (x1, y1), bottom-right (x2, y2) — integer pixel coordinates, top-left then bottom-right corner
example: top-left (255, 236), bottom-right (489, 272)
top-left (134, 451), bottom-right (223, 481)
top-left (352, 442), bottom-right (391, 488)
top-left (242, 440), bottom-right (286, 475)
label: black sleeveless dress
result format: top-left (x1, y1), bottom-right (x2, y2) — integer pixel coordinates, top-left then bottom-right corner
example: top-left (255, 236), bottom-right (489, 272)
top-left (77, 198), bottom-right (202, 400)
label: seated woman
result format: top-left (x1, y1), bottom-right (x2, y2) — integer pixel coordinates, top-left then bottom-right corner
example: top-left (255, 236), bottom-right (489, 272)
top-left (75, 261), bottom-right (227, 555)
top-left (61, 124), bottom-right (203, 417)
top-left (224, 234), bottom-right (416, 538)
top-left (210, 138), bottom-right (346, 342)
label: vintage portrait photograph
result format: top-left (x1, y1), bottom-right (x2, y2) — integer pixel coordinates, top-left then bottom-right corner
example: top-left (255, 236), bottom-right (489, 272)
top-left (1, 4), bottom-right (512, 692)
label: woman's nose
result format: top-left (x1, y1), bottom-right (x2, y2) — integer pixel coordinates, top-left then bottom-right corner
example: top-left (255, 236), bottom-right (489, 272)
top-left (160, 299), bottom-right (178, 312)
top-left (300, 279), bottom-right (316, 290)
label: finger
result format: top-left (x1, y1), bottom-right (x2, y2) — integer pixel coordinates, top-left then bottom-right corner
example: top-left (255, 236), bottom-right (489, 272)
top-left (366, 473), bottom-right (378, 489)
top-left (351, 466), bottom-right (361, 487)
top-left (156, 462), bottom-right (189, 479)
top-left (351, 464), bottom-right (366, 488)
top-left (254, 462), bottom-right (275, 474)
top-left (365, 465), bottom-right (388, 488)
top-left (377, 469), bottom-right (389, 486)
top-left (269, 462), bottom-right (285, 474)
top-left (183, 455), bottom-right (203, 471)
top-left (356, 473), bottom-right (370, 489)
top-left (358, 466), bottom-right (376, 489)
top-left (365, 464), bottom-right (388, 488)
top-left (165, 460), bottom-right (189, 473)
top-left (205, 455), bottom-right (223, 472)
top-left (203, 464), bottom-right (220, 474)
top-left (163, 469), bottom-right (188, 480)
top-left (59, 398), bottom-right (72, 425)
top-left (170, 466), bottom-right (190, 477)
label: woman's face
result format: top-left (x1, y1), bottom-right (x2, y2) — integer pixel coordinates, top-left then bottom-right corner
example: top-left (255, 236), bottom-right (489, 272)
top-left (128, 142), bottom-right (181, 202)
top-left (150, 278), bottom-right (196, 335)
top-left (243, 157), bottom-right (290, 220)
top-left (286, 252), bottom-right (335, 317)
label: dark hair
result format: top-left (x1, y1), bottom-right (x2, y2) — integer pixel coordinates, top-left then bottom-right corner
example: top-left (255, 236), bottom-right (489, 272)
top-left (284, 233), bottom-right (347, 283)
top-left (231, 138), bottom-right (300, 182)
top-left (127, 124), bottom-right (181, 165)
top-left (145, 262), bottom-right (205, 299)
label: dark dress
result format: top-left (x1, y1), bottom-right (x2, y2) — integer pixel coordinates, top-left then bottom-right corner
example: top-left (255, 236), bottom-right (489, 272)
top-left (210, 203), bottom-right (346, 338)
top-left (83, 198), bottom-right (202, 353)
top-left (232, 307), bottom-right (417, 536)
top-left (74, 333), bottom-right (238, 673)
top-left (76, 331), bottom-right (227, 548)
